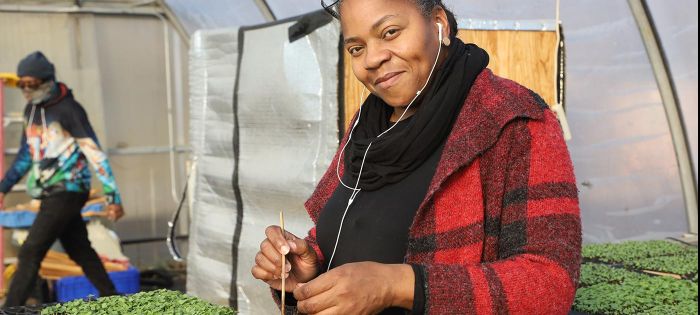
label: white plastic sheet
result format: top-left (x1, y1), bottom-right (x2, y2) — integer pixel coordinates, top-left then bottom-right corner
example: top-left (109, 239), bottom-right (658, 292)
top-left (165, 0), bottom-right (266, 34)
top-left (187, 13), bottom-right (339, 313)
top-left (448, 0), bottom-right (693, 241)
top-left (187, 28), bottom-right (240, 306)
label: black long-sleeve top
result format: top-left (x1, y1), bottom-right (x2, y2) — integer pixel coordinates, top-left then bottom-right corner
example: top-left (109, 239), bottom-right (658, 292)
top-left (316, 117), bottom-right (444, 314)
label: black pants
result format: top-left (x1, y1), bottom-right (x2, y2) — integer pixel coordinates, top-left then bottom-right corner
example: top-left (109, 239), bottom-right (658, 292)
top-left (4, 191), bottom-right (117, 307)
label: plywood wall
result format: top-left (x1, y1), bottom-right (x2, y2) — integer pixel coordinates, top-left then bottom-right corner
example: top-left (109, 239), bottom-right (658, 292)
top-left (342, 30), bottom-right (558, 128)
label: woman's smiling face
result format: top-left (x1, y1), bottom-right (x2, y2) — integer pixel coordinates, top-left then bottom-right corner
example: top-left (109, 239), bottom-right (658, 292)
top-left (340, 0), bottom-right (448, 107)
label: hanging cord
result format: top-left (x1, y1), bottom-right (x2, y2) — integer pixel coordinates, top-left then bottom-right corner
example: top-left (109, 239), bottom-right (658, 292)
top-left (27, 105), bottom-right (37, 136)
top-left (166, 158), bottom-right (196, 262)
top-left (327, 141), bottom-right (372, 272)
top-left (555, 0), bottom-right (564, 109)
top-left (40, 107), bottom-right (48, 139)
top-left (554, 0), bottom-right (561, 106)
top-left (336, 88), bottom-right (365, 191)
top-left (552, 0), bottom-right (572, 140)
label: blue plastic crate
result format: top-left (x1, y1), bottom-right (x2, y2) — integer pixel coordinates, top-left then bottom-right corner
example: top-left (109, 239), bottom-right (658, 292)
top-left (55, 265), bottom-right (140, 302)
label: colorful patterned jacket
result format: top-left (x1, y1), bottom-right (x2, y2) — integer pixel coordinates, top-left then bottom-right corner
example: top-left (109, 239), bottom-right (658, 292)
top-left (0, 82), bottom-right (122, 205)
top-left (303, 69), bottom-right (581, 314)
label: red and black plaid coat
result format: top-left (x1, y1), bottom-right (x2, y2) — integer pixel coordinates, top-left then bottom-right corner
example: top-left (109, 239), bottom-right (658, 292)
top-left (304, 69), bottom-right (582, 314)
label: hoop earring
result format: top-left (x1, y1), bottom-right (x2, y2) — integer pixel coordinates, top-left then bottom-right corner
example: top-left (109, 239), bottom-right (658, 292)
top-left (443, 37), bottom-right (451, 47)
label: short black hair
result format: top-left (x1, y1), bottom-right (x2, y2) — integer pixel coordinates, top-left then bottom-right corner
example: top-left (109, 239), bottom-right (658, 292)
top-left (321, 0), bottom-right (459, 40)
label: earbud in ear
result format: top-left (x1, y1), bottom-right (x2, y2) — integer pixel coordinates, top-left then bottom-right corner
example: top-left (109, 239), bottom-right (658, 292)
top-left (436, 22), bottom-right (450, 46)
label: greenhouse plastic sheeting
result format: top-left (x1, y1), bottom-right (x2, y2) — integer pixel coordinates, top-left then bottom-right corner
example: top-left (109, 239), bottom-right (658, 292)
top-left (266, 0), bottom-right (323, 20)
top-left (188, 12), bottom-right (339, 313)
top-left (560, 1), bottom-right (691, 241)
top-left (646, 0), bottom-right (699, 187)
top-left (187, 27), bottom-right (240, 308)
top-left (165, 0), bottom-right (267, 34)
top-left (449, 0), bottom-right (694, 241)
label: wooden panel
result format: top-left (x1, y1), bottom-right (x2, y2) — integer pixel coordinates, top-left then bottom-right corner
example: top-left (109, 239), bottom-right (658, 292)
top-left (342, 30), bottom-right (558, 129)
top-left (461, 30), bottom-right (558, 106)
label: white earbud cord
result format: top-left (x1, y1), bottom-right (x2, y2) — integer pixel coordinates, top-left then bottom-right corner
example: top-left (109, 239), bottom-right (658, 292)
top-left (326, 141), bottom-right (371, 272)
top-left (327, 24), bottom-right (445, 271)
top-left (336, 88), bottom-right (365, 191)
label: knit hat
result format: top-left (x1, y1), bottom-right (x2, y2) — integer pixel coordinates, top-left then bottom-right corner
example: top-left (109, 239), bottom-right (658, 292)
top-left (17, 51), bottom-right (55, 81)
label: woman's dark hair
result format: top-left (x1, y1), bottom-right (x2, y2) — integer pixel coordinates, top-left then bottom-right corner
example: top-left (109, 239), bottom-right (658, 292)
top-left (321, 0), bottom-right (459, 40)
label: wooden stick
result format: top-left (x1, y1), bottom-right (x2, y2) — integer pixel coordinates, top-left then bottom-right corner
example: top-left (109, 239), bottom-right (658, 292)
top-left (280, 211), bottom-right (286, 315)
top-left (642, 270), bottom-right (683, 279)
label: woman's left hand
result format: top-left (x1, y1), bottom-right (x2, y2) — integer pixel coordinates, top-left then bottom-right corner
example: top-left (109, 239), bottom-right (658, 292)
top-left (293, 262), bottom-right (414, 315)
top-left (106, 204), bottom-right (125, 221)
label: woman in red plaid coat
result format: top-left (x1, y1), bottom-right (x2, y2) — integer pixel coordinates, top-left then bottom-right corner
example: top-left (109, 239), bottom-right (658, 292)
top-left (252, 0), bottom-right (582, 314)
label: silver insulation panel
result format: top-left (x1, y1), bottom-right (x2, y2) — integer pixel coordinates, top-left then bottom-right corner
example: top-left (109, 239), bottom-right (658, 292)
top-left (188, 15), bottom-right (339, 313)
top-left (187, 28), bottom-right (240, 307)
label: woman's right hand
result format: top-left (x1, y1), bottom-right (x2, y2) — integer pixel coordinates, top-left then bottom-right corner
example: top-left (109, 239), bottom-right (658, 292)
top-left (251, 225), bottom-right (320, 292)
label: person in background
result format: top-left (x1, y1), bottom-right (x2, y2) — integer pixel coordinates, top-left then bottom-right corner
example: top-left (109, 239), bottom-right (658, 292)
top-left (0, 51), bottom-right (125, 307)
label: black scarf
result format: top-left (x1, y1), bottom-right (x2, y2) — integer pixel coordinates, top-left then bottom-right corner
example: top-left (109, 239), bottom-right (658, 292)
top-left (344, 39), bottom-right (489, 191)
